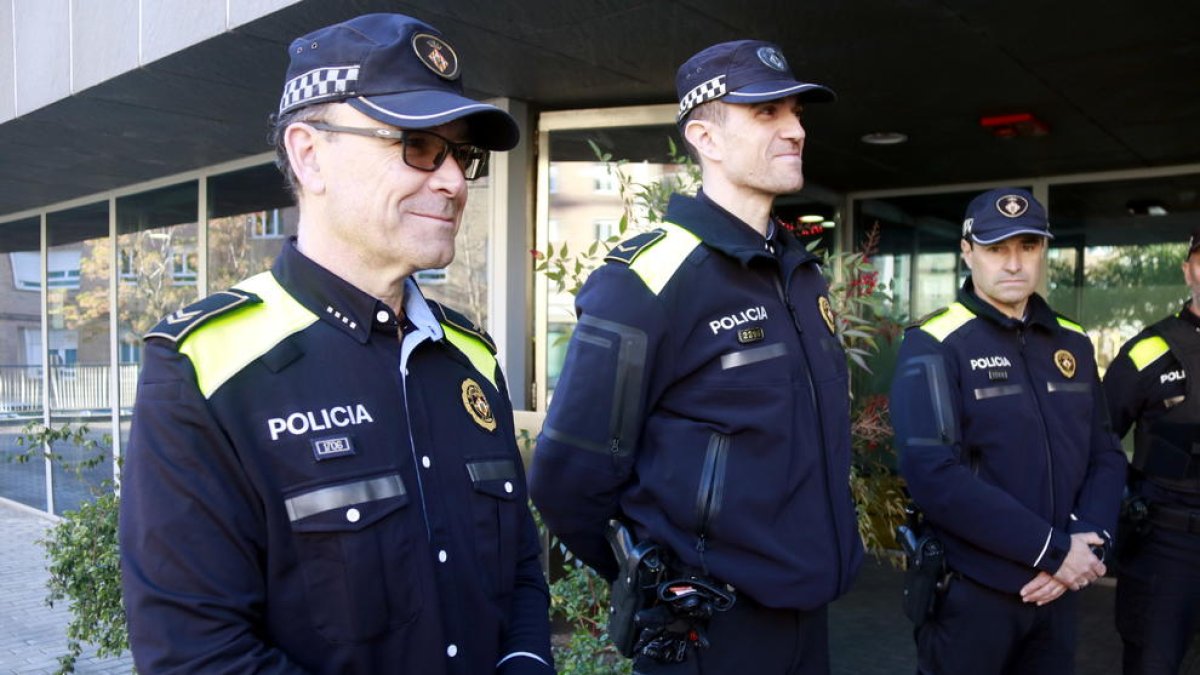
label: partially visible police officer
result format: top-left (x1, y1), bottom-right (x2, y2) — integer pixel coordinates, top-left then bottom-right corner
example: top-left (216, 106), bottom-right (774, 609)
top-left (891, 188), bottom-right (1126, 675)
top-left (1104, 228), bottom-right (1200, 675)
top-left (530, 40), bottom-right (862, 674)
top-left (118, 14), bottom-right (555, 675)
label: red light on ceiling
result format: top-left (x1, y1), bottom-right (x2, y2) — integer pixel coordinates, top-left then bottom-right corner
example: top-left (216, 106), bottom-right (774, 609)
top-left (980, 112), bottom-right (1050, 138)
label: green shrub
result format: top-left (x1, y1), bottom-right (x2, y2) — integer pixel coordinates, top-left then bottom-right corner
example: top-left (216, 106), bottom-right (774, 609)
top-left (41, 489), bottom-right (129, 673)
top-left (549, 557), bottom-right (631, 675)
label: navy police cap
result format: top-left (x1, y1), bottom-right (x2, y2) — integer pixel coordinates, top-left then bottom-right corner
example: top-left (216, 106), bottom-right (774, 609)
top-left (278, 13), bottom-right (518, 151)
top-left (676, 39), bottom-right (835, 122)
top-left (962, 188), bottom-right (1053, 245)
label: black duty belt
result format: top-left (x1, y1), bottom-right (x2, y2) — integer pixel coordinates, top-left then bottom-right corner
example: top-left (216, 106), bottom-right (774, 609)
top-left (1150, 503), bottom-right (1200, 533)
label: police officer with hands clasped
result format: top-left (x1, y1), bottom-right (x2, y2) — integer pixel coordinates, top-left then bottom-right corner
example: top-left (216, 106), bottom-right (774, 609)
top-left (1104, 227), bottom-right (1200, 674)
top-left (531, 39), bottom-right (862, 674)
top-left (890, 188), bottom-right (1126, 674)
top-left (119, 14), bottom-right (555, 674)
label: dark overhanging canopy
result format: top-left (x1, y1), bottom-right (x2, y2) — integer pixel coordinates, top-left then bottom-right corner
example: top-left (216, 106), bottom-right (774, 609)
top-left (2, 0), bottom-right (1199, 219)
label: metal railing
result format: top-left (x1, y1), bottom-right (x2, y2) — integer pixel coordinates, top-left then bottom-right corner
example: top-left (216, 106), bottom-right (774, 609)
top-left (0, 364), bottom-right (138, 414)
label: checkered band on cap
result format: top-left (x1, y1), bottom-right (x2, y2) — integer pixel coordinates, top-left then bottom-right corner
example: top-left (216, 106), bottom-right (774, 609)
top-left (677, 75), bottom-right (727, 121)
top-left (279, 66), bottom-right (361, 114)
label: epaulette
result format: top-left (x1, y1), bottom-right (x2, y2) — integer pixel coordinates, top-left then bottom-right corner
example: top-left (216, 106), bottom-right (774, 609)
top-left (906, 306), bottom-right (949, 330)
top-left (1054, 312), bottom-right (1087, 336)
top-left (144, 290), bottom-right (261, 345)
top-left (604, 229), bottom-right (666, 266)
top-left (428, 301), bottom-right (496, 354)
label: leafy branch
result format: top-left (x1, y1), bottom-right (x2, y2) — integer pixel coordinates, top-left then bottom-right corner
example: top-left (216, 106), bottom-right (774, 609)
top-left (9, 421), bottom-right (110, 475)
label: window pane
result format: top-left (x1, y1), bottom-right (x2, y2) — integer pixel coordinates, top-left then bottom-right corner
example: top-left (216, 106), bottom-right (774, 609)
top-left (207, 164), bottom-right (297, 290)
top-left (0, 217), bottom-right (44, 510)
top-left (1048, 174), bottom-right (1200, 373)
top-left (115, 183), bottom-right (199, 484)
top-left (48, 201), bottom-right (113, 515)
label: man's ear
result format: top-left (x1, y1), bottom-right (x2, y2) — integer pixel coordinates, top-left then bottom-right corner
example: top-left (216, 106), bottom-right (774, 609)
top-left (960, 238), bottom-right (973, 270)
top-left (284, 123), bottom-right (326, 196)
top-left (684, 119), bottom-right (722, 163)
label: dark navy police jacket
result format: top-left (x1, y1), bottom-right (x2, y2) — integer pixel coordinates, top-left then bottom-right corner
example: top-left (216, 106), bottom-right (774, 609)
top-left (120, 241), bottom-right (554, 675)
top-left (1104, 302), bottom-right (1200, 509)
top-left (891, 280), bottom-right (1126, 593)
top-left (530, 192), bottom-right (863, 611)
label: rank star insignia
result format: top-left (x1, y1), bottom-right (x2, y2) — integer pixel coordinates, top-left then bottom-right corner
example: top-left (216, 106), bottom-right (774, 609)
top-left (461, 378), bottom-right (496, 432)
top-left (1054, 349), bottom-right (1076, 378)
top-left (818, 296), bottom-right (836, 335)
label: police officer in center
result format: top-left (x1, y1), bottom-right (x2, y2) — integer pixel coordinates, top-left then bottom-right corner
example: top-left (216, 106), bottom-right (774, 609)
top-left (1104, 227), bottom-right (1200, 674)
top-left (119, 14), bottom-right (555, 674)
top-left (890, 188), bottom-right (1127, 674)
top-left (530, 40), bottom-right (863, 673)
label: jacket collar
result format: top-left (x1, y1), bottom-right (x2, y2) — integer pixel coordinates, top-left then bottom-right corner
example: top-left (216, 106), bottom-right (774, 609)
top-left (958, 276), bottom-right (1058, 333)
top-left (1178, 300), bottom-right (1200, 329)
top-left (272, 237), bottom-right (442, 345)
top-left (664, 191), bottom-right (816, 267)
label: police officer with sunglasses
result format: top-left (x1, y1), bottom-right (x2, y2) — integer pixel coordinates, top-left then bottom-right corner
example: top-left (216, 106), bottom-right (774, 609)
top-left (119, 14), bottom-right (555, 675)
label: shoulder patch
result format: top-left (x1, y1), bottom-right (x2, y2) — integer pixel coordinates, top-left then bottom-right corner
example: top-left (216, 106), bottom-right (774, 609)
top-left (1054, 314), bottom-right (1087, 336)
top-left (428, 301), bottom-right (496, 354)
top-left (1129, 335), bottom-right (1170, 372)
top-left (144, 290), bottom-right (260, 345)
top-left (907, 306), bottom-right (949, 331)
top-left (918, 302), bottom-right (976, 342)
top-left (604, 229), bottom-right (666, 265)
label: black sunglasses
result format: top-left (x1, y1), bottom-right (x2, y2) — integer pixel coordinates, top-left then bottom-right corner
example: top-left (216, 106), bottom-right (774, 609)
top-left (308, 122), bottom-right (489, 180)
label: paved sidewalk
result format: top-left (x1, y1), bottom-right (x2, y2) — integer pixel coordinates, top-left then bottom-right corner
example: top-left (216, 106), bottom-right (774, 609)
top-left (0, 499), bottom-right (132, 675)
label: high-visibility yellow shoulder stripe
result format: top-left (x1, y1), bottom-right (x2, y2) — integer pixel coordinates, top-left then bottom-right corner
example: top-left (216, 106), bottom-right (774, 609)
top-left (179, 272), bottom-right (318, 398)
top-left (1129, 335), bottom-right (1170, 372)
top-left (1056, 316), bottom-right (1087, 335)
top-left (918, 302), bottom-right (976, 342)
top-left (628, 221), bottom-right (702, 295)
top-left (441, 323), bottom-right (498, 389)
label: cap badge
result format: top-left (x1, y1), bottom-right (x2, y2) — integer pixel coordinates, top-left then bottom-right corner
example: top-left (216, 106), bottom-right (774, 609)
top-left (461, 378), bottom-right (497, 432)
top-left (962, 217), bottom-right (974, 237)
top-left (412, 33), bottom-right (460, 80)
top-left (1054, 349), bottom-right (1076, 379)
top-left (757, 46), bottom-right (789, 72)
top-left (818, 296), bottom-right (836, 335)
top-left (997, 195), bottom-right (1030, 218)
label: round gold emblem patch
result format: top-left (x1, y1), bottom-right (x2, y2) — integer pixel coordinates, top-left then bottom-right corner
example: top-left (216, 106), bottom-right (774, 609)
top-left (1054, 349), bottom-right (1076, 379)
top-left (411, 33), bottom-right (460, 80)
top-left (818, 296), bottom-right (836, 335)
top-left (461, 378), bottom-right (496, 431)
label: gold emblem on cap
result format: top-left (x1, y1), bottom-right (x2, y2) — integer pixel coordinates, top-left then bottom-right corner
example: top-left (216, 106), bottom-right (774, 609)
top-left (996, 195), bottom-right (1029, 218)
top-left (818, 296), bottom-right (836, 335)
top-left (411, 33), bottom-right (460, 80)
top-left (1054, 349), bottom-right (1076, 379)
top-left (461, 378), bottom-right (496, 431)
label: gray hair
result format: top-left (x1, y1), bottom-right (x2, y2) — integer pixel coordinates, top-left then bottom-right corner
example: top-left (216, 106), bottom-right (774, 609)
top-left (267, 103), bottom-right (335, 200)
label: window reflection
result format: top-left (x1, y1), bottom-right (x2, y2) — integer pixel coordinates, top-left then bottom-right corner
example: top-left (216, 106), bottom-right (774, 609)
top-left (1048, 174), bottom-right (1200, 373)
top-left (207, 165), bottom-right (297, 291)
top-left (47, 201), bottom-right (113, 514)
top-left (0, 217), bottom-right (44, 510)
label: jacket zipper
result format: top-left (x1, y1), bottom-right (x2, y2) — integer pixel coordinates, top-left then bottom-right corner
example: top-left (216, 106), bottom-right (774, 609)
top-left (695, 432), bottom-right (730, 559)
top-left (772, 273), bottom-right (844, 590)
top-left (1017, 327), bottom-right (1056, 513)
top-left (608, 336), bottom-right (632, 467)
